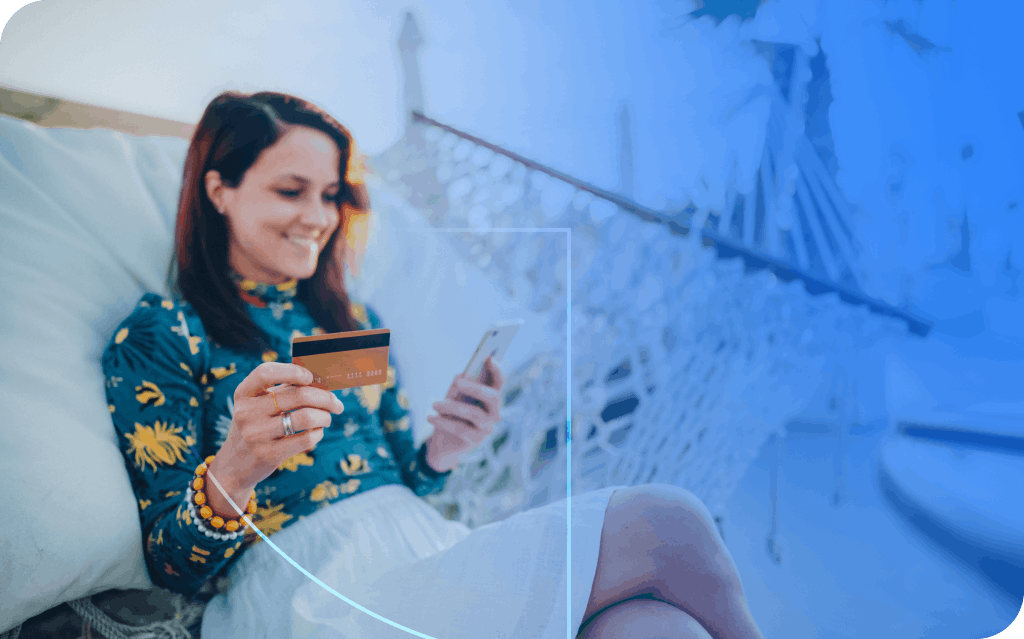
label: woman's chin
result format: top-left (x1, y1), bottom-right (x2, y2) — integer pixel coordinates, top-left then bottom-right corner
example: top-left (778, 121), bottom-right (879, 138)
top-left (276, 260), bottom-right (318, 282)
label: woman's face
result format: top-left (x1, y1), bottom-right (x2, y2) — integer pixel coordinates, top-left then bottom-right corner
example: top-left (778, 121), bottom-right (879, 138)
top-left (207, 125), bottom-right (343, 284)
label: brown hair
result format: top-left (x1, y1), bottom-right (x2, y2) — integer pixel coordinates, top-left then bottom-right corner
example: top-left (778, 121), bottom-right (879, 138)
top-left (171, 91), bottom-right (371, 351)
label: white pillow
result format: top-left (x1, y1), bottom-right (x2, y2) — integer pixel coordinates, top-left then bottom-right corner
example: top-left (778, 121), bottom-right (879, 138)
top-left (0, 114), bottom-right (547, 631)
top-left (0, 114), bottom-right (183, 631)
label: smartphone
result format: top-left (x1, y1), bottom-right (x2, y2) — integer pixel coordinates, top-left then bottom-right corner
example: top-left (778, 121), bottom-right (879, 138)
top-left (463, 319), bottom-right (524, 382)
top-left (452, 319), bottom-right (524, 417)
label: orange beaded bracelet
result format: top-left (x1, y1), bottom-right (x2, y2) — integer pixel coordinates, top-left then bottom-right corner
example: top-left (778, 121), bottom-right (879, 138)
top-left (185, 456), bottom-right (257, 541)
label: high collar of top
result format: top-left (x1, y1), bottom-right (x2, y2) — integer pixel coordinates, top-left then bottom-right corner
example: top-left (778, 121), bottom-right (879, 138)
top-left (230, 271), bottom-right (299, 307)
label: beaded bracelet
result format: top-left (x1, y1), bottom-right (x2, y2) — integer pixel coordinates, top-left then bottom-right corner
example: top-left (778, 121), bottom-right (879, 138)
top-left (185, 456), bottom-right (258, 542)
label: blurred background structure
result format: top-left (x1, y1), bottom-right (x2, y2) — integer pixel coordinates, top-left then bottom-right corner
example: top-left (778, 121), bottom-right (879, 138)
top-left (1, 1), bottom-right (1021, 637)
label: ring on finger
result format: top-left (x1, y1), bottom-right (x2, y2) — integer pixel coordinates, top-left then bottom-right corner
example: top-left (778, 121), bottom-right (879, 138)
top-left (282, 411), bottom-right (295, 437)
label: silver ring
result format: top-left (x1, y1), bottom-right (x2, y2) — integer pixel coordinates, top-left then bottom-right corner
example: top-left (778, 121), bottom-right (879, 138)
top-left (282, 412), bottom-right (295, 437)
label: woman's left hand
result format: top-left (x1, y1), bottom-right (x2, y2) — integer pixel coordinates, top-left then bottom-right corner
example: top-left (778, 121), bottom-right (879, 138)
top-left (424, 356), bottom-right (506, 473)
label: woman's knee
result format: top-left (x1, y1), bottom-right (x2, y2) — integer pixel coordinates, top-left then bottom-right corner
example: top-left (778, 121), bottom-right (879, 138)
top-left (607, 484), bottom-right (743, 592)
top-left (577, 597), bottom-right (713, 639)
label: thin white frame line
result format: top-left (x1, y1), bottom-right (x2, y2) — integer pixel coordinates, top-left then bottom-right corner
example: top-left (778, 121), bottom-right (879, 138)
top-left (200, 226), bottom-right (575, 639)
top-left (565, 227), bottom-right (573, 639)
top-left (393, 227), bottom-right (570, 233)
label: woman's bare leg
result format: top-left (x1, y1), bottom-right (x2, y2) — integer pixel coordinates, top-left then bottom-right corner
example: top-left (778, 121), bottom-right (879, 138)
top-left (577, 598), bottom-right (713, 639)
top-left (580, 484), bottom-right (765, 639)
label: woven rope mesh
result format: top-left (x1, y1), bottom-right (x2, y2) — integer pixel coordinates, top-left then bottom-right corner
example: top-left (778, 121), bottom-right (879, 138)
top-left (372, 114), bottom-right (906, 530)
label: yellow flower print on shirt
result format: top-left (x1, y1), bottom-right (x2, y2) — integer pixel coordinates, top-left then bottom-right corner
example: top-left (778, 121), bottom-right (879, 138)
top-left (210, 363), bottom-right (237, 380)
top-left (310, 481), bottom-right (335, 502)
top-left (114, 328), bottom-right (129, 344)
top-left (125, 420), bottom-right (191, 472)
top-left (397, 392), bottom-right (410, 410)
top-left (161, 300), bottom-right (175, 310)
top-left (244, 501), bottom-right (293, 542)
top-left (135, 381), bottom-right (165, 407)
top-left (340, 454), bottom-right (370, 476)
top-left (355, 384), bottom-right (382, 413)
top-left (291, 329), bottom-right (306, 341)
top-left (277, 452), bottom-right (314, 472)
top-left (189, 546), bottom-right (210, 564)
top-left (146, 529), bottom-right (163, 554)
top-left (175, 504), bottom-right (193, 527)
top-left (384, 365), bottom-right (397, 390)
top-left (383, 416), bottom-right (411, 433)
top-left (310, 479), bottom-right (361, 503)
top-left (262, 350), bottom-right (278, 363)
top-left (169, 312), bottom-right (202, 354)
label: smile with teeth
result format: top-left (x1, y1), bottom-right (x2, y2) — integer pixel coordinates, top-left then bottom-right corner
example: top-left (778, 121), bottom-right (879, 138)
top-left (283, 231), bottom-right (321, 253)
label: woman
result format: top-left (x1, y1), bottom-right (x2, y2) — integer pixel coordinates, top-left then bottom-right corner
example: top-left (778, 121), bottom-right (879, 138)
top-left (102, 91), bottom-right (765, 639)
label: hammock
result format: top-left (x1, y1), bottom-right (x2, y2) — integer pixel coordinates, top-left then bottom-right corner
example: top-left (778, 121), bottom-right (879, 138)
top-left (370, 107), bottom-right (911, 531)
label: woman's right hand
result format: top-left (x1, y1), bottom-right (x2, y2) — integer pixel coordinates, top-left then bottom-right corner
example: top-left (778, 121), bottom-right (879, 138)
top-left (205, 362), bottom-right (345, 519)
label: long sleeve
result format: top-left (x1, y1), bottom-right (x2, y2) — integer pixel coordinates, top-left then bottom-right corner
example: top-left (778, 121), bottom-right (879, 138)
top-left (364, 304), bottom-right (450, 496)
top-left (101, 294), bottom-right (237, 596)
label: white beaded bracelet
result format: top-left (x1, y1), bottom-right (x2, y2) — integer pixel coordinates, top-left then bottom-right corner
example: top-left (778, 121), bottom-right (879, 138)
top-left (186, 487), bottom-right (250, 542)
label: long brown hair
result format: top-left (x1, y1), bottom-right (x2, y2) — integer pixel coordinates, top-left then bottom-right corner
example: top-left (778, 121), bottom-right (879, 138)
top-left (171, 91), bottom-right (370, 352)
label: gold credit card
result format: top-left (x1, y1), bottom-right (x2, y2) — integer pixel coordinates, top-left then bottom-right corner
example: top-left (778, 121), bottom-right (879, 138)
top-left (291, 328), bottom-right (390, 392)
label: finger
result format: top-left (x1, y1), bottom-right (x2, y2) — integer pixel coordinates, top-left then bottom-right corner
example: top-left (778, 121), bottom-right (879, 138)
top-left (432, 398), bottom-right (491, 428)
top-left (276, 426), bottom-right (326, 459)
top-left (281, 407), bottom-right (333, 434)
top-left (426, 414), bottom-right (476, 443)
top-left (486, 357), bottom-right (506, 390)
top-left (445, 374), bottom-right (466, 401)
top-left (272, 385), bottom-right (345, 416)
top-left (236, 362), bottom-right (314, 399)
top-left (451, 376), bottom-right (501, 408)
top-left (451, 386), bottom-right (499, 418)
top-left (429, 414), bottom-right (492, 445)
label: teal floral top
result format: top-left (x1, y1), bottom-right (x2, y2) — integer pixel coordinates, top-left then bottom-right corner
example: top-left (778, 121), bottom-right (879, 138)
top-left (101, 278), bottom-right (449, 596)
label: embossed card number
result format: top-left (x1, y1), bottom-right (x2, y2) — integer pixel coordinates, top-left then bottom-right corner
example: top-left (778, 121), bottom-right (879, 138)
top-left (291, 329), bottom-right (390, 392)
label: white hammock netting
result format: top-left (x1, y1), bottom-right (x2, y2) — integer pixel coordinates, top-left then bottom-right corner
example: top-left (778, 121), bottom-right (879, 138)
top-left (371, 120), bottom-right (910, 530)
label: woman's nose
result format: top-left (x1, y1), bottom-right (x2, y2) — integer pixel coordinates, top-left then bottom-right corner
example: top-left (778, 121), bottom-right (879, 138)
top-left (300, 198), bottom-right (331, 228)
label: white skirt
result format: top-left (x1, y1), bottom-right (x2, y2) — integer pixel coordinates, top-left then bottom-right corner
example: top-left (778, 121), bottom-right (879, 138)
top-left (201, 483), bottom-right (622, 639)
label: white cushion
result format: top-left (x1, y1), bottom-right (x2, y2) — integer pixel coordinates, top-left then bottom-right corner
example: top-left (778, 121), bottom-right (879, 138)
top-left (0, 114), bottom-right (547, 631)
top-left (0, 114), bottom-right (182, 631)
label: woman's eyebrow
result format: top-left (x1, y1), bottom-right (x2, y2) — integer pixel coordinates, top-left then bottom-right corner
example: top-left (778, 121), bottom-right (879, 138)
top-left (276, 174), bottom-right (340, 189)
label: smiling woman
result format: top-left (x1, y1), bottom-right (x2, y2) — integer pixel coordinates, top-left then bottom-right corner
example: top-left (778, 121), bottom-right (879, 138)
top-left (173, 92), bottom-right (371, 352)
top-left (96, 90), bottom-right (766, 639)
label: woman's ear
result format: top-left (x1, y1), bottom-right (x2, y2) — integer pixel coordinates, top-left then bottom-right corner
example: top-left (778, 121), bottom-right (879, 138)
top-left (205, 170), bottom-right (228, 214)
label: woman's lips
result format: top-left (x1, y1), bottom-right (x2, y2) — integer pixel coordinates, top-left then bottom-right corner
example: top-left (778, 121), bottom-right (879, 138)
top-left (283, 234), bottom-right (318, 253)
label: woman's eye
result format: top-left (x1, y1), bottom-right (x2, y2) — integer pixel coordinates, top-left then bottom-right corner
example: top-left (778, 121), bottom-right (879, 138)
top-left (277, 189), bottom-right (302, 199)
top-left (324, 192), bottom-right (341, 204)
